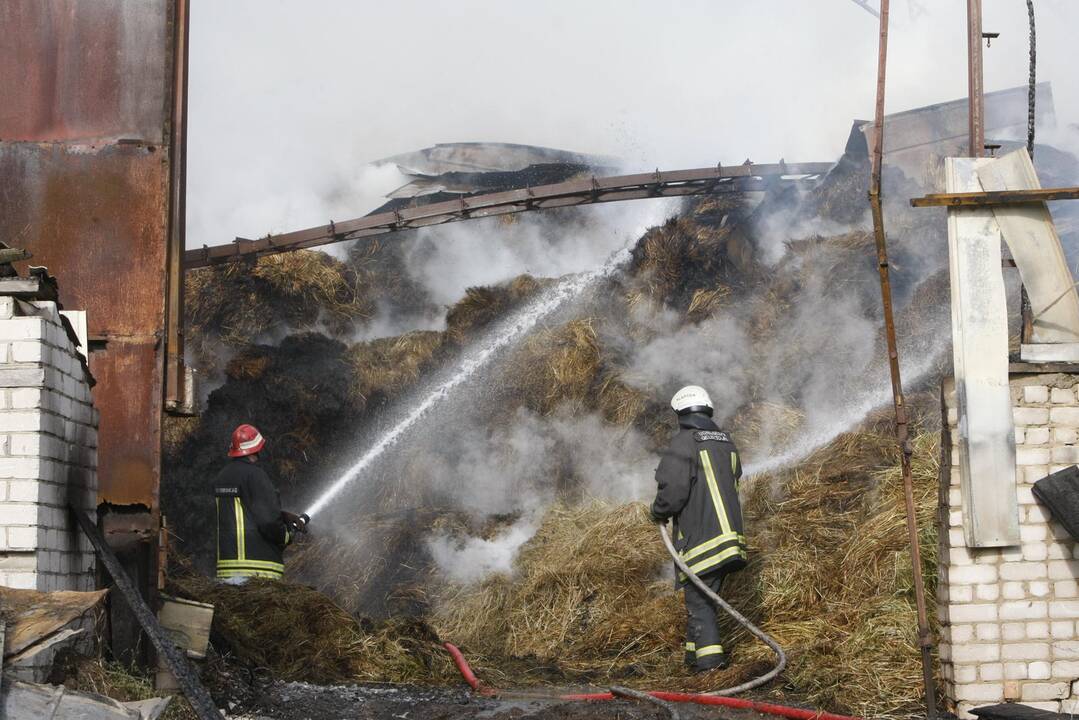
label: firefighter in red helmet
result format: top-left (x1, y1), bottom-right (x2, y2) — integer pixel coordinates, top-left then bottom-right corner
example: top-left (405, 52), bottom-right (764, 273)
top-left (212, 424), bottom-right (308, 583)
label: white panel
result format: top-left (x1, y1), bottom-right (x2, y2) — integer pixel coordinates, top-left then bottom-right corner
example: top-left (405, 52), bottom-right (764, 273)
top-left (1020, 343), bottom-right (1079, 363)
top-left (977, 149), bottom-right (1079, 344)
top-left (947, 157), bottom-right (1020, 548)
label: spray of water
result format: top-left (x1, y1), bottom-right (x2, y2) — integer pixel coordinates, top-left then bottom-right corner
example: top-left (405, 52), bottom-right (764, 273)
top-left (304, 250), bottom-right (630, 517)
top-left (742, 348), bottom-right (943, 479)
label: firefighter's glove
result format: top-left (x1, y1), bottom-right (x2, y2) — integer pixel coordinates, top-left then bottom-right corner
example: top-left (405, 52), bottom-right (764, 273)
top-left (282, 511), bottom-right (310, 534)
top-left (649, 509), bottom-right (667, 524)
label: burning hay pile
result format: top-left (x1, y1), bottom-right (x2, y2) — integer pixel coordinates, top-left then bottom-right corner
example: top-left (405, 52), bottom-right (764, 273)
top-left (185, 250), bottom-right (374, 378)
top-left (162, 130), bottom-right (964, 718)
top-left (166, 571), bottom-right (457, 686)
top-left (430, 406), bottom-right (940, 718)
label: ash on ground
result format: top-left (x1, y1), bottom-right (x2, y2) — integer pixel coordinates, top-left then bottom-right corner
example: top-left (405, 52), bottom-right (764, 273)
top-left (225, 680), bottom-right (770, 720)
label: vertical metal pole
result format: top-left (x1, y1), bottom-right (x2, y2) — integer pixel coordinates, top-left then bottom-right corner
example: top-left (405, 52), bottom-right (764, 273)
top-left (165, 0), bottom-right (190, 411)
top-left (967, 0), bottom-right (985, 157)
top-left (868, 1), bottom-right (939, 717)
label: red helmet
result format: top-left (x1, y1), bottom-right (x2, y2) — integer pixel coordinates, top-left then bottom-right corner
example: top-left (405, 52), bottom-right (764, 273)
top-left (228, 424), bottom-right (265, 458)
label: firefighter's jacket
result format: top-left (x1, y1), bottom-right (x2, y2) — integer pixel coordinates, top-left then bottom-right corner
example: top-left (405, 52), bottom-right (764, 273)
top-left (213, 459), bottom-right (293, 580)
top-left (651, 412), bottom-right (746, 583)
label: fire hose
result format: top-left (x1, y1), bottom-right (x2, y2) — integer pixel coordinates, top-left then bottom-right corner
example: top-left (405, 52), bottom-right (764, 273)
top-left (441, 522), bottom-right (859, 720)
top-left (655, 521), bottom-right (786, 696)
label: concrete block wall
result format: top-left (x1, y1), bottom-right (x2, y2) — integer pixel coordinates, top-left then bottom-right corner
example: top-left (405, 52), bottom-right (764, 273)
top-left (0, 295), bottom-right (98, 591)
top-left (939, 374), bottom-right (1079, 717)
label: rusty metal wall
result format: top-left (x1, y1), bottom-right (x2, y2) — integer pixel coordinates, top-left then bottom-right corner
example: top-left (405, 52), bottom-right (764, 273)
top-left (0, 0), bottom-right (179, 510)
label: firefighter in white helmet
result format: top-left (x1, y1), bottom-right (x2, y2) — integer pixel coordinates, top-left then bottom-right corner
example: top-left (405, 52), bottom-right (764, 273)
top-left (650, 386), bottom-right (746, 672)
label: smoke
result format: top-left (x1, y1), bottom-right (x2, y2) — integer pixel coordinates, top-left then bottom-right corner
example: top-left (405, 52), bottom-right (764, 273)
top-left (426, 522), bottom-right (537, 584)
top-left (625, 314), bottom-right (750, 425)
top-left (404, 408), bottom-right (654, 582)
top-left (401, 199), bottom-right (679, 308)
top-left (187, 160), bottom-right (407, 256)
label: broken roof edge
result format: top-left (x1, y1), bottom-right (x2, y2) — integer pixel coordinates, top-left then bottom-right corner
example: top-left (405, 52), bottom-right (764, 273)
top-left (0, 270), bottom-right (97, 388)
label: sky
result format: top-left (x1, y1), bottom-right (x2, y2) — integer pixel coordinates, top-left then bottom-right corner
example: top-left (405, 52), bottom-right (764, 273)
top-left (186, 0), bottom-right (1079, 250)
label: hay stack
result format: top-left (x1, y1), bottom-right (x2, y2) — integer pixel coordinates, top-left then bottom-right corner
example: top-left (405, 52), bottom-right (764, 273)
top-left (505, 319), bottom-right (601, 415)
top-left (347, 330), bottom-right (445, 408)
top-left (432, 411), bottom-right (940, 718)
top-left (186, 250), bottom-right (373, 375)
top-left (433, 502), bottom-right (680, 682)
top-left (168, 571), bottom-right (456, 685)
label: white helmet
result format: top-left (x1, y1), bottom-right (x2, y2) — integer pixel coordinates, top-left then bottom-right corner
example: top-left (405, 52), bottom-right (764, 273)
top-left (671, 385), bottom-right (714, 416)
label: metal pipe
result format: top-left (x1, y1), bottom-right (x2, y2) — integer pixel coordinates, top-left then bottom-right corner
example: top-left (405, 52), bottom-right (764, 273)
top-left (867, 1), bottom-right (938, 717)
top-left (1026, 0), bottom-right (1036, 157)
top-left (165, 0), bottom-right (190, 410)
top-left (967, 0), bottom-right (985, 157)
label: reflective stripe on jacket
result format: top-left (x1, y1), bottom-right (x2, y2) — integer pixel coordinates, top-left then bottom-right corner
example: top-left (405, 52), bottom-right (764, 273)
top-left (651, 412), bottom-right (746, 583)
top-left (213, 459), bottom-right (292, 580)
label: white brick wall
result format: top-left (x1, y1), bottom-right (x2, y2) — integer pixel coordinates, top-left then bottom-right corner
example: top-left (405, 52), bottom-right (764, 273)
top-left (940, 375), bottom-right (1079, 717)
top-left (0, 297), bottom-right (97, 592)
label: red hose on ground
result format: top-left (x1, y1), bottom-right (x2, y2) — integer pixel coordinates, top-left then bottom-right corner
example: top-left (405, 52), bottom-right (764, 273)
top-left (442, 643), bottom-right (862, 720)
top-left (443, 642), bottom-right (496, 696)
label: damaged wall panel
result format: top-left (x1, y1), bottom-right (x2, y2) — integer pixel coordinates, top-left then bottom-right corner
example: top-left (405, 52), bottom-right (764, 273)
top-left (946, 157), bottom-right (1020, 548)
top-left (0, 0), bottom-right (170, 144)
top-left (0, 142), bottom-right (167, 509)
top-left (0, 1), bottom-right (182, 513)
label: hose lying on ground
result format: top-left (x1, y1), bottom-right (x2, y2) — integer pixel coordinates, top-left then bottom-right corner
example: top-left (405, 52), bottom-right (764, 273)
top-left (444, 641), bottom-right (860, 720)
top-left (439, 522), bottom-right (857, 720)
top-left (611, 685), bottom-right (681, 720)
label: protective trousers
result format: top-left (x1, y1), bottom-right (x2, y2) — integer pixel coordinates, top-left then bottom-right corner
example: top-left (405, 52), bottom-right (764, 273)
top-left (683, 569), bottom-right (727, 670)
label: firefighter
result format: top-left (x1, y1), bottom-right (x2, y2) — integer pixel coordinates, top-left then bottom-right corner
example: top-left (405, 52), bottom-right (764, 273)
top-left (213, 424), bottom-right (308, 583)
top-left (651, 385), bottom-right (746, 672)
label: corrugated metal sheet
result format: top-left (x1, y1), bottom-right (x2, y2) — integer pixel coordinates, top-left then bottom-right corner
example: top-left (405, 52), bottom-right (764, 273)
top-left (0, 0), bottom-right (170, 143)
top-left (0, 142), bottom-right (168, 506)
top-left (0, 0), bottom-right (178, 510)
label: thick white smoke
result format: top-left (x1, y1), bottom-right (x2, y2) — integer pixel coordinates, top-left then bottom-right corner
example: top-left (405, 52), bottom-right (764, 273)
top-left (370, 198), bottom-right (681, 337)
top-left (407, 408), bottom-right (655, 583)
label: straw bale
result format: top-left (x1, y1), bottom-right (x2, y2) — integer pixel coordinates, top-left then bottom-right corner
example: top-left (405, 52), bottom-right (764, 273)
top-left (506, 319), bottom-right (601, 414)
top-left (596, 373), bottom-right (648, 427)
top-left (347, 330), bottom-right (445, 407)
top-left (686, 285), bottom-right (732, 322)
top-left (626, 217), bottom-right (749, 313)
top-left (444, 274), bottom-right (550, 344)
top-left (161, 415), bottom-right (200, 458)
top-left (224, 349), bottom-right (272, 381)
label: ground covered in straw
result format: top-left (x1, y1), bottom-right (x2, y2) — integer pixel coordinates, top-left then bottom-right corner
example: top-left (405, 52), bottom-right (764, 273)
top-left (430, 409), bottom-right (941, 719)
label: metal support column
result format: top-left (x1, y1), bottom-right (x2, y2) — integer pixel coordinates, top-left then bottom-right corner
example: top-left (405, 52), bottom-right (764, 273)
top-left (967, 0), bottom-right (985, 157)
top-left (868, 1), bottom-right (939, 716)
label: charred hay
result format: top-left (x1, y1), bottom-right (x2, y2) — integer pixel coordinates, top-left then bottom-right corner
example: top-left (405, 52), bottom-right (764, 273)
top-left (167, 571), bottom-right (456, 686)
top-left (185, 251), bottom-right (374, 378)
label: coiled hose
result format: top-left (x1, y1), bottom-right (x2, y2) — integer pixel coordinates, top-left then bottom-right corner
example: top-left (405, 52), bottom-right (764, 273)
top-left (656, 521), bottom-right (786, 695)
